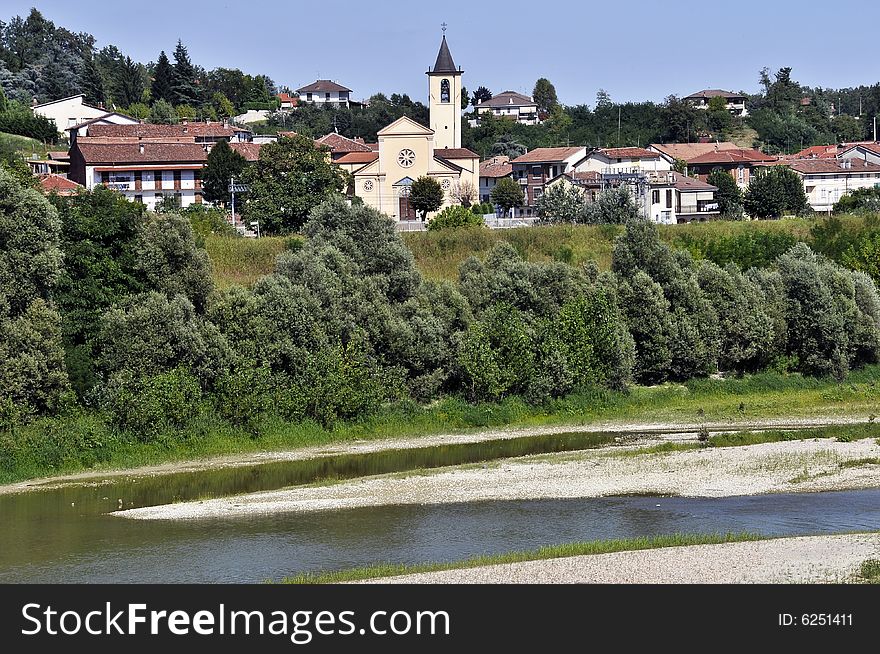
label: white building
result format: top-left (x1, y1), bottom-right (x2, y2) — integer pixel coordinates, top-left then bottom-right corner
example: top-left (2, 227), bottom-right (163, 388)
top-left (684, 89), bottom-right (749, 117)
top-left (295, 80), bottom-right (353, 107)
top-left (579, 147), bottom-right (672, 174)
top-left (839, 143), bottom-right (880, 166)
top-left (647, 171), bottom-right (719, 224)
top-left (471, 91), bottom-right (540, 126)
top-left (32, 94), bottom-right (136, 134)
top-left (786, 158), bottom-right (880, 212)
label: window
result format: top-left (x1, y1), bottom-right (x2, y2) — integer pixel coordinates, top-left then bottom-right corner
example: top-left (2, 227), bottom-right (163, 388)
top-left (101, 172), bottom-right (110, 184)
top-left (134, 195), bottom-right (143, 204)
top-left (652, 190), bottom-right (660, 204)
top-left (737, 166), bottom-right (745, 184)
top-left (440, 79), bottom-right (450, 103)
top-left (306, 93), bottom-right (312, 101)
top-left (134, 171), bottom-right (142, 183)
top-left (666, 189), bottom-right (673, 208)
top-left (154, 171), bottom-right (164, 183)
top-left (533, 189), bottom-right (543, 201)
top-left (325, 92), bottom-right (331, 101)
top-left (340, 92), bottom-right (348, 102)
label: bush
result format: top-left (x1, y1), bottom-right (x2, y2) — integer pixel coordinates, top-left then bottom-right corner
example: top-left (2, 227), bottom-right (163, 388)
top-left (103, 368), bottom-right (203, 440)
top-left (427, 205), bottom-right (485, 231)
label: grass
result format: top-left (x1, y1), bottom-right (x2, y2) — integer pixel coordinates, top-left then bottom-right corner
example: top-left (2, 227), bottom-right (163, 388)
top-left (3, 365), bottom-right (879, 486)
top-left (856, 559), bottom-right (880, 584)
top-left (203, 214), bottom-right (878, 287)
top-left (707, 423), bottom-right (880, 448)
top-left (204, 235), bottom-right (287, 288)
top-left (0, 131), bottom-right (48, 158)
top-left (279, 532), bottom-right (761, 584)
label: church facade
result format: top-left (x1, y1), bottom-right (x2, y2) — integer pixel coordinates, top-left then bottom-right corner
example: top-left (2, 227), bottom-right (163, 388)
top-left (351, 35), bottom-right (479, 221)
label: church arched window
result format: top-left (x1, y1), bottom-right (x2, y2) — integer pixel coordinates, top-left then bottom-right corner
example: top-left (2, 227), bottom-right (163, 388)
top-left (440, 79), bottom-right (450, 103)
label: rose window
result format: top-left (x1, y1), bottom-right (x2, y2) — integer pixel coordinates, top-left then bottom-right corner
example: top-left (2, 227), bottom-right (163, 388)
top-left (398, 149), bottom-right (416, 168)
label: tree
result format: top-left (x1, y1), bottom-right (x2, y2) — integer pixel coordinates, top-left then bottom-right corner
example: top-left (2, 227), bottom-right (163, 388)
top-left (80, 52), bottom-right (106, 107)
top-left (202, 140), bottom-right (247, 207)
top-left (616, 271), bottom-right (673, 384)
top-left (409, 176), bottom-right (444, 219)
top-left (533, 78), bottom-right (558, 114)
top-left (471, 86), bottom-right (492, 107)
top-left (536, 183), bottom-right (586, 223)
top-left (832, 114), bottom-right (863, 143)
top-left (0, 166), bottom-right (69, 413)
top-left (241, 134), bottom-right (348, 234)
top-left (150, 50), bottom-right (174, 104)
top-left (583, 186), bottom-right (640, 224)
top-left (211, 92), bottom-right (235, 118)
top-left (170, 40), bottom-right (200, 106)
top-left (744, 166), bottom-right (810, 218)
top-left (111, 56), bottom-right (146, 108)
top-left (490, 177), bottom-right (525, 216)
top-left (449, 179), bottom-right (477, 207)
top-left (148, 98), bottom-right (178, 124)
top-left (707, 95), bottom-right (733, 132)
top-left (707, 170), bottom-right (744, 219)
top-left (491, 134), bottom-right (526, 158)
top-left (660, 95), bottom-right (698, 142)
top-left (0, 87), bottom-right (7, 112)
top-left (460, 86), bottom-right (469, 110)
top-left (135, 213), bottom-right (215, 313)
top-left (595, 89), bottom-right (612, 109)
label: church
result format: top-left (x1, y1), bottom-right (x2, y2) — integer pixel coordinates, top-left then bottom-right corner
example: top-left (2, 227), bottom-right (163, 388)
top-left (350, 33), bottom-right (479, 221)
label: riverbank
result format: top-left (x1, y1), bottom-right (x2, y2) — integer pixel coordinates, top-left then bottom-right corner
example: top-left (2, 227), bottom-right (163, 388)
top-left (358, 533), bottom-right (880, 584)
top-left (1, 416), bottom-right (870, 497)
top-left (117, 428), bottom-right (880, 520)
top-left (4, 365), bottom-right (879, 487)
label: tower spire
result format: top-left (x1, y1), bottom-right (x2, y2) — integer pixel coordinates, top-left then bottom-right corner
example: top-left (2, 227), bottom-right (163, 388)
top-left (430, 33), bottom-right (458, 74)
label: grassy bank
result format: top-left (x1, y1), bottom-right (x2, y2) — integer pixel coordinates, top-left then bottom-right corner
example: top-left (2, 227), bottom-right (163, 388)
top-left (279, 532), bottom-right (761, 583)
top-left (204, 214), bottom-right (875, 287)
top-left (2, 366), bottom-right (879, 486)
top-left (0, 130), bottom-right (47, 158)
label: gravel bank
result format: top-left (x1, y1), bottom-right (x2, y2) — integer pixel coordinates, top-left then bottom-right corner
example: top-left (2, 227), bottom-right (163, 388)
top-left (118, 436), bottom-right (880, 520)
top-left (358, 533), bottom-right (880, 584)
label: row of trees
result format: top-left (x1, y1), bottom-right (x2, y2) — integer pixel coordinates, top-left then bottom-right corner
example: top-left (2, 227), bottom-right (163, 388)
top-left (4, 162), bottom-right (880, 443)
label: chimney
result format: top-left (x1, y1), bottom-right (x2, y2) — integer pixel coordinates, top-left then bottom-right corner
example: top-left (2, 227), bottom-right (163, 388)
top-left (139, 142), bottom-right (144, 154)
top-left (182, 119), bottom-right (188, 126)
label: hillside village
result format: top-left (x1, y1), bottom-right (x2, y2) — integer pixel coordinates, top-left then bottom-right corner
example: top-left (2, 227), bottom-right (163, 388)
top-left (2, 14), bottom-right (876, 232)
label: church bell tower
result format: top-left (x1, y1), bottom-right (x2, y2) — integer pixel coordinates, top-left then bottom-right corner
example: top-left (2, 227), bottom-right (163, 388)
top-left (427, 30), bottom-right (462, 150)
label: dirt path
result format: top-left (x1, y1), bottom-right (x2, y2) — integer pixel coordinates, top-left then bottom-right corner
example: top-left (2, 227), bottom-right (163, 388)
top-left (0, 415), bottom-right (868, 497)
top-left (358, 533), bottom-right (880, 584)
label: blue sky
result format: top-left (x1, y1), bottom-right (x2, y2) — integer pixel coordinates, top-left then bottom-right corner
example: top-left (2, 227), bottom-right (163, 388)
top-left (4, 0), bottom-right (878, 105)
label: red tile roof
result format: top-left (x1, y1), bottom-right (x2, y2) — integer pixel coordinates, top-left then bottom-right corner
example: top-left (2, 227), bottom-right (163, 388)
top-left (230, 142), bottom-right (262, 162)
top-left (277, 92), bottom-right (299, 105)
top-left (786, 159), bottom-right (880, 174)
top-left (334, 152), bottom-right (379, 165)
top-left (296, 80), bottom-right (351, 94)
top-left (479, 156), bottom-right (513, 178)
top-left (599, 147), bottom-right (660, 159)
top-left (47, 150), bottom-right (70, 161)
top-left (477, 91), bottom-right (537, 108)
top-left (687, 148), bottom-right (776, 165)
top-left (840, 142), bottom-right (880, 157)
top-left (39, 174), bottom-right (82, 195)
top-left (316, 133), bottom-right (373, 153)
top-left (76, 139), bottom-right (210, 164)
top-left (434, 147), bottom-right (479, 159)
top-left (511, 147), bottom-right (585, 164)
top-left (789, 144), bottom-right (839, 159)
top-left (649, 142), bottom-right (739, 161)
top-left (88, 122), bottom-right (245, 138)
top-left (685, 89), bottom-right (746, 100)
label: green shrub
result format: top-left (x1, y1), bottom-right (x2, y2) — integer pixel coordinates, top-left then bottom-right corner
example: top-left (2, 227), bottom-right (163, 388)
top-left (427, 205), bottom-right (486, 231)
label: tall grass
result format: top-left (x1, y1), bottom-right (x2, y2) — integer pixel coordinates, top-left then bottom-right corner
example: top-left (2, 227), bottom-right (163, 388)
top-left (279, 532), bottom-right (761, 583)
top-left (0, 130), bottom-right (46, 157)
top-left (204, 235), bottom-right (287, 288)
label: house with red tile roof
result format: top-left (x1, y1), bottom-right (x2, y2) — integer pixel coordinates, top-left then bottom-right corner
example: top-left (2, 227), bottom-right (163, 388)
top-left (38, 174), bottom-right (82, 196)
top-left (472, 91), bottom-right (540, 126)
top-left (479, 155), bottom-right (513, 203)
top-left (296, 80), bottom-right (353, 107)
top-left (686, 147), bottom-right (777, 188)
top-left (277, 92), bottom-right (299, 109)
top-left (510, 147), bottom-right (589, 212)
top-left (685, 89), bottom-right (749, 117)
top-left (781, 158), bottom-right (880, 212)
top-left (648, 141), bottom-right (739, 165)
top-left (580, 147), bottom-right (672, 174)
top-left (839, 142), bottom-right (880, 166)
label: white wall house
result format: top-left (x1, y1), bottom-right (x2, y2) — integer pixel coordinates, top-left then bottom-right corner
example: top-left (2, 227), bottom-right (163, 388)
top-left (578, 147), bottom-right (672, 174)
top-left (787, 159), bottom-right (880, 212)
top-left (471, 91), bottom-right (540, 126)
top-left (295, 80), bottom-right (352, 107)
top-left (685, 89), bottom-right (749, 117)
top-left (69, 139), bottom-right (210, 212)
top-left (839, 143), bottom-right (880, 166)
top-left (32, 94), bottom-right (115, 133)
top-left (65, 112), bottom-right (143, 139)
top-left (647, 171), bottom-right (719, 224)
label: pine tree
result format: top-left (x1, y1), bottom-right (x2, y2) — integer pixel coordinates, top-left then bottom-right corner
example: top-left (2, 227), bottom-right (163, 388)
top-left (202, 139), bottom-right (247, 206)
top-left (80, 53), bottom-right (106, 107)
top-left (112, 56), bottom-right (145, 108)
top-left (170, 40), bottom-right (200, 107)
top-left (151, 50), bottom-right (174, 104)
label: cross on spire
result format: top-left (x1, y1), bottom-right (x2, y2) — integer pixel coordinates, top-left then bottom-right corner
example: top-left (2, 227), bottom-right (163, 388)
top-left (441, 22), bottom-right (447, 34)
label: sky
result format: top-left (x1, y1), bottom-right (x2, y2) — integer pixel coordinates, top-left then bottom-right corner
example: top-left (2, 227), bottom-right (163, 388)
top-left (4, 0), bottom-right (879, 107)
